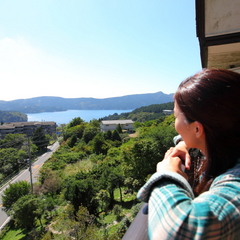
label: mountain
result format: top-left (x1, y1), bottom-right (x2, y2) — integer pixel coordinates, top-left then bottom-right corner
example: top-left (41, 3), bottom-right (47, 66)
top-left (0, 92), bottom-right (174, 113)
top-left (102, 102), bottom-right (174, 122)
top-left (0, 110), bottom-right (28, 123)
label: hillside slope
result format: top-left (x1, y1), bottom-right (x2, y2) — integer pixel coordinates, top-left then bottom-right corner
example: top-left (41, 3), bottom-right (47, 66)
top-left (0, 91), bottom-right (174, 113)
top-left (0, 111), bottom-right (28, 123)
top-left (102, 102), bottom-right (174, 122)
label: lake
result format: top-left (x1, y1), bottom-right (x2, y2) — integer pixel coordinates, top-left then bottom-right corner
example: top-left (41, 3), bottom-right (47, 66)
top-left (27, 109), bottom-right (132, 125)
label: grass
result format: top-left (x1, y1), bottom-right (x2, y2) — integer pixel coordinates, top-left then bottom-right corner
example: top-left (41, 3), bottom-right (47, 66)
top-left (63, 158), bottom-right (94, 176)
top-left (1, 228), bottom-right (26, 240)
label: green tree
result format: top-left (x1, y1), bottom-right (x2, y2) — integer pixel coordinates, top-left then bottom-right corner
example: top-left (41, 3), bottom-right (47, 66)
top-left (113, 204), bottom-right (123, 221)
top-left (95, 189), bottom-right (110, 212)
top-left (89, 118), bottom-right (100, 128)
top-left (64, 176), bottom-right (98, 214)
top-left (104, 130), bottom-right (112, 140)
top-left (74, 206), bottom-right (99, 240)
top-left (41, 172), bottom-right (61, 196)
top-left (121, 138), bottom-right (163, 187)
top-left (12, 194), bottom-right (44, 229)
top-left (107, 171), bottom-right (124, 207)
top-left (94, 164), bottom-right (124, 209)
top-left (38, 167), bottom-right (55, 184)
top-left (0, 148), bottom-right (22, 177)
top-left (121, 117), bottom-right (176, 187)
top-left (54, 205), bottom-right (100, 240)
top-left (83, 127), bottom-right (99, 144)
top-left (112, 130), bottom-right (121, 142)
top-left (0, 133), bottom-right (26, 149)
top-left (68, 135), bottom-right (78, 147)
top-left (64, 124), bottom-right (86, 141)
top-left (92, 133), bottom-right (109, 155)
top-left (32, 126), bottom-right (49, 150)
top-left (2, 181), bottom-right (31, 212)
top-left (116, 124), bottom-right (122, 133)
top-left (68, 117), bottom-right (84, 128)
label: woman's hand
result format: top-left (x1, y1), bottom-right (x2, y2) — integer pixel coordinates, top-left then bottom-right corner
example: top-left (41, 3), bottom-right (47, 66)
top-left (171, 141), bottom-right (191, 170)
top-left (157, 149), bottom-right (188, 179)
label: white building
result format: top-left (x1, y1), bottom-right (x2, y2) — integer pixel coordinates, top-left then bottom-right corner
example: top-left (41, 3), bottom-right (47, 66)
top-left (100, 120), bottom-right (134, 132)
top-left (163, 110), bottom-right (173, 115)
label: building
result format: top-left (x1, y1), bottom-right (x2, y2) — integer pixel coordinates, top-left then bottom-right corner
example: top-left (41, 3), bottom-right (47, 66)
top-left (163, 110), bottom-right (173, 115)
top-left (0, 121), bottom-right (57, 139)
top-left (196, 0), bottom-right (240, 72)
top-left (100, 120), bottom-right (134, 132)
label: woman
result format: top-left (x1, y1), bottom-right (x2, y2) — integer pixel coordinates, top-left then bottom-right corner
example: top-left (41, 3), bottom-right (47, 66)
top-left (137, 68), bottom-right (240, 239)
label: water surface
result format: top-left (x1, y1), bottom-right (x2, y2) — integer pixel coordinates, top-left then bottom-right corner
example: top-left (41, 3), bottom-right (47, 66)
top-left (27, 109), bottom-right (132, 125)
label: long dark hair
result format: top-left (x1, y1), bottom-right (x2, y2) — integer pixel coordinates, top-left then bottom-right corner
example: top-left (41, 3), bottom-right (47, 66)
top-left (174, 69), bottom-right (240, 191)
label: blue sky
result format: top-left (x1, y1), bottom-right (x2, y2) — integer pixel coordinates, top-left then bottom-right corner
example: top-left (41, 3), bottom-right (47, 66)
top-left (0, 0), bottom-right (202, 101)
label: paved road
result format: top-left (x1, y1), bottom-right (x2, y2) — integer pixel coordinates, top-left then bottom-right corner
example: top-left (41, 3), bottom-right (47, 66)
top-left (0, 141), bottom-right (60, 231)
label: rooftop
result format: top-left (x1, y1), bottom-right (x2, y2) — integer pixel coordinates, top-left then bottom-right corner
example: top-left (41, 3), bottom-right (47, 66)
top-left (101, 120), bottom-right (134, 125)
top-left (0, 121), bottom-right (56, 129)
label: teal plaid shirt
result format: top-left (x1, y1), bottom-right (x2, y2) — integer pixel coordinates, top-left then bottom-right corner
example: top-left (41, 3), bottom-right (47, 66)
top-left (137, 158), bottom-right (240, 240)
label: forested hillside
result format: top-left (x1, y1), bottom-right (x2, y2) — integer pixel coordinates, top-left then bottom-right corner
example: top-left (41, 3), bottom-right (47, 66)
top-left (102, 102), bottom-right (174, 122)
top-left (1, 114), bottom-right (177, 239)
top-left (0, 110), bottom-right (27, 123)
top-left (0, 92), bottom-right (174, 113)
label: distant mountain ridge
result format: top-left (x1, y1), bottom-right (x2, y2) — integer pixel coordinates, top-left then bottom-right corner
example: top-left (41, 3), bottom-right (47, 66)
top-left (0, 91), bottom-right (174, 113)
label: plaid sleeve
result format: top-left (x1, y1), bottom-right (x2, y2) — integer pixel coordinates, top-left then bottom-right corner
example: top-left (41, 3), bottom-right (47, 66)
top-left (137, 162), bottom-right (240, 240)
top-left (137, 171), bottom-right (194, 202)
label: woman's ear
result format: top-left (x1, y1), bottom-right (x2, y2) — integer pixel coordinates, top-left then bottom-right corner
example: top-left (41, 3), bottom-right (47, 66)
top-left (194, 121), bottom-right (205, 139)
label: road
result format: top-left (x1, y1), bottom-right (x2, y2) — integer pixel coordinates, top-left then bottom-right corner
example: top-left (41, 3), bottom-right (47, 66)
top-left (0, 141), bottom-right (60, 231)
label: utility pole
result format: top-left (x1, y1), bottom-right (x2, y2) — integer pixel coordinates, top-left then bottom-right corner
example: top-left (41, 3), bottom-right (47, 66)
top-left (27, 137), bottom-right (33, 193)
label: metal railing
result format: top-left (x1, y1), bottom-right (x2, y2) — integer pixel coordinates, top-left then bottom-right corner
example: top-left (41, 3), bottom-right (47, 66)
top-left (122, 203), bottom-right (148, 240)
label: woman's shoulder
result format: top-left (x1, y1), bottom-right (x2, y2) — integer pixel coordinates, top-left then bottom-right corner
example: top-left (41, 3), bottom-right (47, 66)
top-left (211, 158), bottom-right (240, 189)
